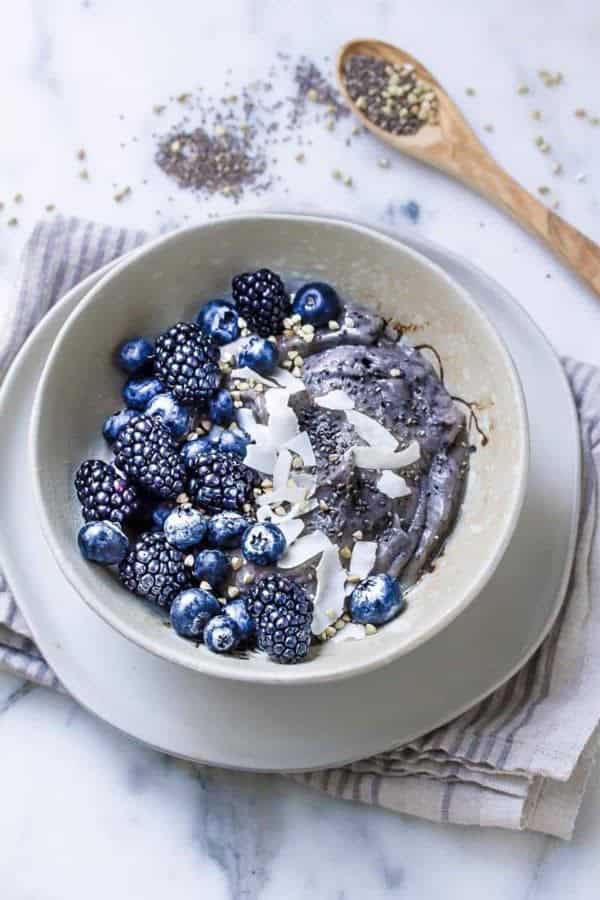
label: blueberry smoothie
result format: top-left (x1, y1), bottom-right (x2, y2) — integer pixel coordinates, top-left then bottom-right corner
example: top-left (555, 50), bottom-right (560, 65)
top-left (73, 269), bottom-right (471, 664)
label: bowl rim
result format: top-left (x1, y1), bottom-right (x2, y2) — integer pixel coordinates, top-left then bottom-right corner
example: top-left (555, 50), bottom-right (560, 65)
top-left (29, 211), bottom-right (529, 685)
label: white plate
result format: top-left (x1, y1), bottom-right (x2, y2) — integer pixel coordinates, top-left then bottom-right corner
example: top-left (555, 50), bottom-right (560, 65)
top-left (0, 233), bottom-right (580, 772)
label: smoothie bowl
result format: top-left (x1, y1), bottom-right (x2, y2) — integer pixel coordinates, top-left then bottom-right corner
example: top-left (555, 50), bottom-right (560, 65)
top-left (30, 214), bottom-right (528, 684)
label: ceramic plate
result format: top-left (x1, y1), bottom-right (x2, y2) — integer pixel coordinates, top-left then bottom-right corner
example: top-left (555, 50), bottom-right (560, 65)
top-left (0, 231), bottom-right (580, 771)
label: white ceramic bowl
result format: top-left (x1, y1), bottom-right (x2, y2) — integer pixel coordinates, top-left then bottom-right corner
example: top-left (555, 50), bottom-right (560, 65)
top-left (30, 213), bottom-right (528, 685)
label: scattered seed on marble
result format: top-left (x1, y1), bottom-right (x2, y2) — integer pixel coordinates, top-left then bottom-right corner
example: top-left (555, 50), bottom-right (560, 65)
top-left (465, 87), bottom-right (476, 96)
top-left (14, 193), bottom-right (23, 203)
top-left (113, 186), bottom-right (131, 203)
top-left (531, 110), bottom-right (542, 120)
top-left (538, 185), bottom-right (551, 195)
top-left (7, 218), bottom-right (18, 226)
top-left (484, 123), bottom-right (494, 132)
top-left (575, 108), bottom-right (587, 118)
top-left (365, 624), bottom-right (377, 635)
top-left (552, 162), bottom-right (563, 175)
top-left (517, 84), bottom-right (529, 95)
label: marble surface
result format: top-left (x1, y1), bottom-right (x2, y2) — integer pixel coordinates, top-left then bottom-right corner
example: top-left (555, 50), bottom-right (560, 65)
top-left (1, 0), bottom-right (600, 896)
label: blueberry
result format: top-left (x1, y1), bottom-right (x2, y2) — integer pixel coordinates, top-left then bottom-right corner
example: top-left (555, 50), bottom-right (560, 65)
top-left (77, 521), bottom-right (129, 565)
top-left (116, 337), bottom-right (154, 374)
top-left (224, 597), bottom-right (255, 646)
top-left (170, 587), bottom-right (221, 639)
top-left (102, 408), bottom-right (138, 445)
top-left (238, 336), bottom-right (279, 375)
top-left (193, 549), bottom-right (230, 587)
top-left (145, 393), bottom-right (192, 439)
top-left (207, 512), bottom-right (249, 548)
top-left (163, 507), bottom-right (206, 550)
top-left (241, 523), bottom-right (286, 566)
top-left (150, 500), bottom-right (176, 529)
top-left (218, 429), bottom-right (248, 458)
top-left (195, 299), bottom-right (239, 345)
top-left (348, 574), bottom-right (405, 626)
top-left (204, 615), bottom-right (241, 653)
top-left (292, 282), bottom-right (341, 327)
top-left (122, 376), bottom-right (164, 411)
top-left (208, 388), bottom-right (234, 427)
top-left (181, 436), bottom-right (215, 468)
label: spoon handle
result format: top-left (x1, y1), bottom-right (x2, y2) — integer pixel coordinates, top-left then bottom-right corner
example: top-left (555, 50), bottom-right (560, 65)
top-left (454, 146), bottom-right (600, 297)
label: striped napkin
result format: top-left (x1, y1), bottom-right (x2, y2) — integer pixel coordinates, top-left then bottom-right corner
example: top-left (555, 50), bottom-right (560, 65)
top-left (1, 217), bottom-right (599, 839)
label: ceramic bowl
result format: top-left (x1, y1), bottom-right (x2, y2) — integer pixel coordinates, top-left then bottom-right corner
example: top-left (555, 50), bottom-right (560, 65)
top-left (30, 213), bottom-right (528, 684)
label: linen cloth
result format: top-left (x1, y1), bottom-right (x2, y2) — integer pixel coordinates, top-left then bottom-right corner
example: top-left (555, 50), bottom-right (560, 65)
top-left (1, 216), bottom-right (599, 839)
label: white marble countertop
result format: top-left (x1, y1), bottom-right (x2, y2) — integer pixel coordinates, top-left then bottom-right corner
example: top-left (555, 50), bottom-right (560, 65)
top-left (2, 1), bottom-right (600, 896)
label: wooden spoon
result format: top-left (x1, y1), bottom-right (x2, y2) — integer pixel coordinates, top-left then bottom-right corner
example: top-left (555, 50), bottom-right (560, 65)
top-left (337, 39), bottom-right (600, 298)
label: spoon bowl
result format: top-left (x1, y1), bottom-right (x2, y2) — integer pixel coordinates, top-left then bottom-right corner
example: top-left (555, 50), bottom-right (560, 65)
top-left (337, 38), bottom-right (600, 299)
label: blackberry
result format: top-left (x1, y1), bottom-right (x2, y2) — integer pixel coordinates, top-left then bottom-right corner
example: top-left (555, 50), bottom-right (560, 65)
top-left (119, 532), bottom-right (192, 608)
top-left (75, 459), bottom-right (139, 526)
top-left (247, 574), bottom-right (314, 664)
top-left (187, 450), bottom-right (259, 513)
top-left (154, 322), bottom-right (221, 404)
top-left (113, 414), bottom-right (185, 499)
top-left (231, 268), bottom-right (291, 337)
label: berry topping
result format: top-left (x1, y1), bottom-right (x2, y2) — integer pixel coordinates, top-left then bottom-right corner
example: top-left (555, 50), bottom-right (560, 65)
top-left (192, 548), bottom-right (230, 587)
top-left (116, 337), bottom-right (154, 374)
top-left (163, 507), bottom-right (206, 550)
top-left (187, 450), bottom-right (258, 513)
top-left (347, 574), bottom-right (405, 626)
top-left (145, 392), bottom-right (192, 439)
top-left (75, 459), bottom-right (139, 526)
top-left (292, 281), bottom-right (341, 327)
top-left (208, 388), bottom-right (234, 426)
top-left (113, 414), bottom-right (186, 499)
top-left (241, 522), bottom-right (286, 566)
top-left (170, 587), bottom-right (220, 638)
top-left (154, 322), bottom-right (221, 404)
top-left (231, 268), bottom-right (291, 337)
top-left (247, 574), bottom-right (313, 664)
top-left (119, 532), bottom-right (191, 608)
top-left (102, 408), bottom-right (138, 445)
top-left (204, 615), bottom-right (241, 654)
top-left (206, 511), bottom-right (250, 548)
top-left (223, 597), bottom-right (256, 646)
top-left (195, 299), bottom-right (240, 345)
top-left (238, 335), bottom-right (279, 375)
top-left (122, 375), bottom-right (165, 411)
top-left (77, 521), bottom-right (129, 565)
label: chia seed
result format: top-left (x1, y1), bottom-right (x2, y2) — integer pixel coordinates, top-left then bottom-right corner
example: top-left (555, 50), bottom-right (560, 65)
top-left (154, 55), bottom-right (348, 202)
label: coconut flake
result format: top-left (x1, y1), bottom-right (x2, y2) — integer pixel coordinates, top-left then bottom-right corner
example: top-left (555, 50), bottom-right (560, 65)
top-left (312, 544), bottom-right (347, 634)
top-left (377, 470), bottom-right (412, 499)
top-left (235, 407), bottom-right (258, 434)
top-left (329, 623), bottom-right (367, 643)
top-left (349, 541), bottom-right (377, 579)
top-left (292, 472), bottom-right (317, 496)
top-left (352, 441), bottom-right (420, 470)
top-left (273, 449), bottom-right (292, 492)
top-left (277, 518), bottom-right (305, 548)
top-left (230, 366), bottom-right (277, 388)
top-left (271, 367), bottom-right (305, 394)
top-left (346, 410), bottom-right (398, 450)
top-left (278, 530), bottom-right (330, 570)
top-left (244, 444), bottom-right (277, 475)
top-left (314, 389), bottom-right (355, 411)
top-left (284, 431), bottom-right (316, 467)
top-left (264, 389), bottom-right (299, 445)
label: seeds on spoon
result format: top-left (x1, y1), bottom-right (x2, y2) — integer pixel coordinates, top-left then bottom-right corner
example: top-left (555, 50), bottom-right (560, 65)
top-left (343, 54), bottom-right (439, 136)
